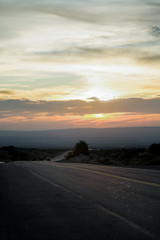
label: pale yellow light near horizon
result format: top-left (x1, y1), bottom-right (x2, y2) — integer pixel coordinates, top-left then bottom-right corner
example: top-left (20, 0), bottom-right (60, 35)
top-left (82, 87), bottom-right (119, 101)
top-left (93, 114), bottom-right (105, 118)
top-left (27, 63), bottom-right (155, 102)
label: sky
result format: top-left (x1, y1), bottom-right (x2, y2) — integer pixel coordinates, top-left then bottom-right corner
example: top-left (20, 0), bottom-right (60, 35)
top-left (0, 0), bottom-right (160, 130)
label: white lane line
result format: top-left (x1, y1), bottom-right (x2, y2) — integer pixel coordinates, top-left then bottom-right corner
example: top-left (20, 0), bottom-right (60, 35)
top-left (30, 170), bottom-right (84, 199)
top-left (98, 205), bottom-right (160, 240)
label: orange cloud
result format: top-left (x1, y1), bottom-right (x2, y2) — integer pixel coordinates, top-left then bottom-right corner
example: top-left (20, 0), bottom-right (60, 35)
top-left (0, 112), bottom-right (160, 130)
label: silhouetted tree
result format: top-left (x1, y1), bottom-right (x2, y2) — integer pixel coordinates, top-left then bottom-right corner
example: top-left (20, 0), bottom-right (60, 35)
top-left (73, 140), bottom-right (89, 156)
top-left (148, 143), bottom-right (160, 154)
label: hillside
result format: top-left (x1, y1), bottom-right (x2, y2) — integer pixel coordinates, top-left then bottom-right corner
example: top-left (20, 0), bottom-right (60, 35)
top-left (0, 127), bottom-right (160, 148)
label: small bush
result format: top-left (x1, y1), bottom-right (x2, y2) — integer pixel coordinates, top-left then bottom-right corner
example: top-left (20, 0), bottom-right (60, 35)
top-left (65, 151), bottom-right (74, 159)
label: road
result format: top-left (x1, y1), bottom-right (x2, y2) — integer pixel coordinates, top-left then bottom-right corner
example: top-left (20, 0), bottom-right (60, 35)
top-left (0, 160), bottom-right (160, 240)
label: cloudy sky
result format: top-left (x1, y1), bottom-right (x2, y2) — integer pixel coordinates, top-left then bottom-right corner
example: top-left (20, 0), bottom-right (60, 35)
top-left (0, 0), bottom-right (160, 130)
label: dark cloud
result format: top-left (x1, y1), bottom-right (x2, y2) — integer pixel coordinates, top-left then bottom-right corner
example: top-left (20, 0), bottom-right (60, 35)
top-left (87, 97), bottom-right (100, 101)
top-left (34, 47), bottom-right (106, 59)
top-left (148, 26), bottom-right (160, 37)
top-left (138, 53), bottom-right (160, 64)
top-left (147, 1), bottom-right (160, 7)
top-left (34, 45), bottom-right (160, 67)
top-left (0, 90), bottom-right (15, 95)
top-left (0, 98), bottom-right (160, 117)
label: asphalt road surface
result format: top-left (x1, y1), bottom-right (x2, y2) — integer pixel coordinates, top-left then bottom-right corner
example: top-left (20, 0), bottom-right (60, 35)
top-left (0, 160), bottom-right (160, 240)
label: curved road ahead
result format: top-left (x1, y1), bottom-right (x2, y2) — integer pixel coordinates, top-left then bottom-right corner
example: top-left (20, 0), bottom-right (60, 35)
top-left (0, 160), bottom-right (160, 240)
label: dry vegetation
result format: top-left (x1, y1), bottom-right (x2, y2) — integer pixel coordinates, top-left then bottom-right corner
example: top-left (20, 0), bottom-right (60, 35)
top-left (1, 143), bottom-right (160, 167)
top-left (66, 142), bottom-right (160, 166)
top-left (0, 146), bottom-right (63, 162)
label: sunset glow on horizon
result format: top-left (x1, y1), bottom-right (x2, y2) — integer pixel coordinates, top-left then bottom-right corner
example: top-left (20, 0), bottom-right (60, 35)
top-left (0, 0), bottom-right (160, 130)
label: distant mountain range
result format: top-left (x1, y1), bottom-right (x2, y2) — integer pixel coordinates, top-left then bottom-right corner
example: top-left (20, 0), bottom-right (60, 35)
top-left (0, 127), bottom-right (160, 149)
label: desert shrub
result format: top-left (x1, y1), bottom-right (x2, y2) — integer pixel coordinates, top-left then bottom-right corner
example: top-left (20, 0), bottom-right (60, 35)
top-left (65, 151), bottom-right (74, 159)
